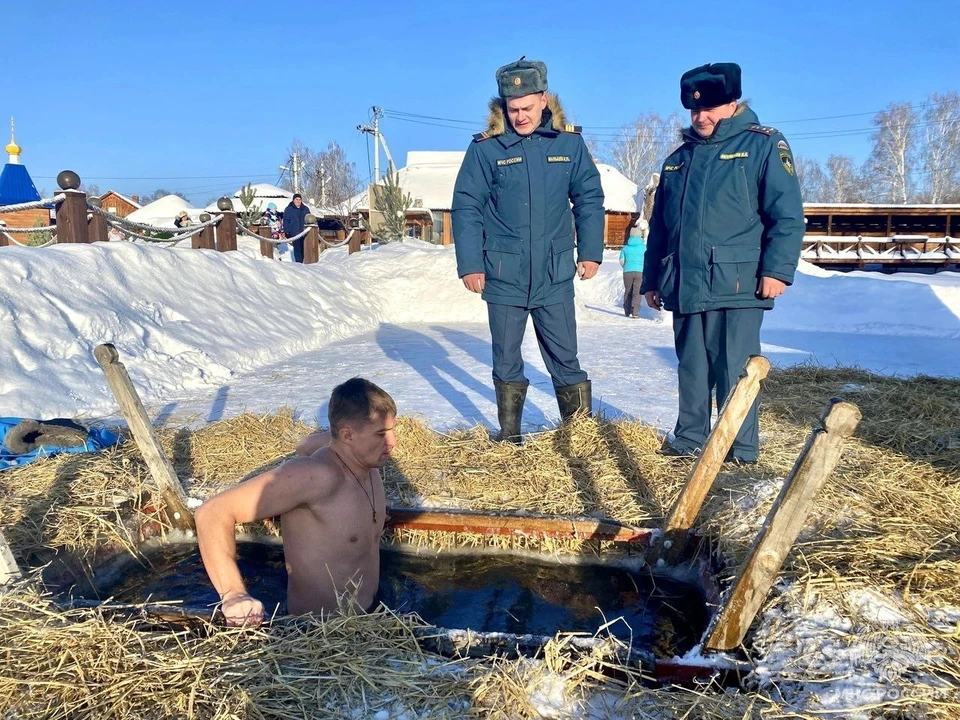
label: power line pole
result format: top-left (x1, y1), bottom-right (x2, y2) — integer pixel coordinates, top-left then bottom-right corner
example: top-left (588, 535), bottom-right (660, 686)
top-left (373, 107), bottom-right (381, 183)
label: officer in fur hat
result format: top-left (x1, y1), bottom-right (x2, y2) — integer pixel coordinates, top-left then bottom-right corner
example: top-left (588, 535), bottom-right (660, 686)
top-left (642, 62), bottom-right (803, 463)
top-left (452, 58), bottom-right (606, 442)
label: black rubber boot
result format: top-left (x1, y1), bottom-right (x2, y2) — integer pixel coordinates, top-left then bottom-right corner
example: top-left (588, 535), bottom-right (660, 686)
top-left (556, 380), bottom-right (592, 422)
top-left (494, 380), bottom-right (529, 443)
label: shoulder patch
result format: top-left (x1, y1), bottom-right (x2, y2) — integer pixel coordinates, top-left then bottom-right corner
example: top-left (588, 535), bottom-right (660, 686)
top-left (563, 124), bottom-right (582, 134)
top-left (472, 131), bottom-right (493, 142)
top-left (746, 125), bottom-right (777, 136)
top-left (777, 139), bottom-right (790, 151)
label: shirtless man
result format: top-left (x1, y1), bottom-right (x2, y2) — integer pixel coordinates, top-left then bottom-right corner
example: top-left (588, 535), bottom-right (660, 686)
top-left (195, 378), bottom-right (396, 626)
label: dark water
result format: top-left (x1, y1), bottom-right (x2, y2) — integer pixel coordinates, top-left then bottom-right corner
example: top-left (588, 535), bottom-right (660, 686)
top-left (84, 543), bottom-right (710, 656)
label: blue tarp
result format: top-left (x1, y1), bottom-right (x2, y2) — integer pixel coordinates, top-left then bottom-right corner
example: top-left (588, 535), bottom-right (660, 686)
top-left (0, 417), bottom-right (121, 471)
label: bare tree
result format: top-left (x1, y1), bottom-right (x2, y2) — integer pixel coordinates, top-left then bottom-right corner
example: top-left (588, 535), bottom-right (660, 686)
top-left (824, 155), bottom-right (866, 203)
top-left (605, 112), bottom-right (684, 188)
top-left (918, 92), bottom-right (960, 203)
top-left (139, 188), bottom-right (189, 203)
top-left (795, 156), bottom-right (827, 203)
top-left (281, 140), bottom-right (363, 228)
top-left (863, 102), bottom-right (919, 203)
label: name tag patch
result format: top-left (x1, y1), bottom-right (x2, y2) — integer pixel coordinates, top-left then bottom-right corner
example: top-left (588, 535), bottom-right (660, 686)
top-left (497, 156), bottom-right (523, 166)
top-left (547, 155), bottom-right (571, 163)
top-left (719, 152), bottom-right (749, 160)
top-left (664, 162), bottom-right (684, 172)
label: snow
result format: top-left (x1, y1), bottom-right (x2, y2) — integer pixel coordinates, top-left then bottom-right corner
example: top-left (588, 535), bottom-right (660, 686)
top-left (202, 183), bottom-right (295, 213)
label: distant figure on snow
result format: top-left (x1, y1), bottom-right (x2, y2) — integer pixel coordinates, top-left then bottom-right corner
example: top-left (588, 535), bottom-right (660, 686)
top-left (282, 193), bottom-right (311, 262)
top-left (174, 210), bottom-right (191, 229)
top-left (620, 218), bottom-right (647, 318)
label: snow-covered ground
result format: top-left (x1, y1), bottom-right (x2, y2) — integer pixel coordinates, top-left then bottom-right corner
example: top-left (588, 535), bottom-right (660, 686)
top-left (2, 239), bottom-right (959, 429)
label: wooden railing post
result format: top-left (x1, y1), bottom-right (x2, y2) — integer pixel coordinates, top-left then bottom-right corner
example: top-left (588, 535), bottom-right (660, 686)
top-left (215, 197), bottom-right (237, 253)
top-left (348, 229), bottom-right (362, 255)
top-left (303, 213), bottom-right (320, 264)
top-left (93, 343), bottom-right (195, 531)
top-left (659, 355), bottom-right (771, 563)
top-left (54, 170), bottom-right (89, 244)
top-left (87, 196), bottom-right (109, 242)
top-left (194, 213), bottom-right (215, 250)
top-left (704, 399), bottom-right (861, 652)
top-left (257, 223), bottom-right (274, 259)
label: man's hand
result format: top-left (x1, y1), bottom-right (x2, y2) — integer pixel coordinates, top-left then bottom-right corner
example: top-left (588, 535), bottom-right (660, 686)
top-left (462, 273), bottom-right (485, 293)
top-left (645, 291), bottom-right (662, 310)
top-left (756, 276), bottom-right (787, 300)
top-left (577, 261), bottom-right (599, 280)
top-left (221, 591), bottom-right (264, 627)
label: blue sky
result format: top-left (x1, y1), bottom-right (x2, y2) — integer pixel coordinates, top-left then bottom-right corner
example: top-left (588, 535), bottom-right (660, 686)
top-left (7, 0), bottom-right (959, 204)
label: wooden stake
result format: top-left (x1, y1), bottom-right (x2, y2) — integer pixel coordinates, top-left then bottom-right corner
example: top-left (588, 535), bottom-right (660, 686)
top-left (195, 221), bottom-right (215, 250)
top-left (660, 355), bottom-right (770, 562)
top-left (704, 399), bottom-right (861, 652)
top-left (87, 210), bottom-right (109, 243)
top-left (93, 344), bottom-right (194, 531)
top-left (0, 531), bottom-right (22, 586)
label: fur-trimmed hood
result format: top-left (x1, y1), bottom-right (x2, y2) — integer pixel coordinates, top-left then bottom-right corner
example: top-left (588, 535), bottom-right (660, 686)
top-left (484, 93), bottom-right (570, 137)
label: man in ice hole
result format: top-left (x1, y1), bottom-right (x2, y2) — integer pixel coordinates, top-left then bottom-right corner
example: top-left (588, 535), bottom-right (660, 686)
top-left (196, 378), bottom-right (396, 626)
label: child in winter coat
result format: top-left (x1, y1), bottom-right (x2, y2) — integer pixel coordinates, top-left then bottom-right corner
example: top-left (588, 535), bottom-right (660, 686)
top-left (620, 218), bottom-right (647, 318)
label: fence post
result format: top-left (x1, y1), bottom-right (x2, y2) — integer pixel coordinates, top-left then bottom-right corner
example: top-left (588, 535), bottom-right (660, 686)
top-left (86, 196), bottom-right (109, 242)
top-left (303, 214), bottom-right (320, 264)
top-left (215, 197), bottom-right (237, 252)
top-left (194, 213), bottom-right (215, 250)
top-left (348, 229), bottom-right (362, 255)
top-left (55, 170), bottom-right (89, 244)
top-left (257, 223), bottom-right (274, 259)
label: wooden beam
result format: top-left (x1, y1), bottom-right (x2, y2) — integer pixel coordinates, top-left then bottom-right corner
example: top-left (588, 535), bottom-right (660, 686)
top-left (386, 507), bottom-right (652, 544)
top-left (0, 531), bottom-right (22, 586)
top-left (93, 344), bottom-right (195, 531)
top-left (704, 399), bottom-right (861, 652)
top-left (87, 210), bottom-right (109, 243)
top-left (303, 223), bottom-right (320, 264)
top-left (660, 356), bottom-right (770, 562)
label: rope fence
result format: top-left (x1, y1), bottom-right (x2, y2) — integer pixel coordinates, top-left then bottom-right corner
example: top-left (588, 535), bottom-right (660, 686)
top-left (0, 195), bottom-right (65, 213)
top-left (2, 171), bottom-right (369, 262)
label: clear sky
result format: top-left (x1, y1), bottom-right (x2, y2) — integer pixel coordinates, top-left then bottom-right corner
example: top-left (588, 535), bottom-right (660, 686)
top-left (7, 0), bottom-right (959, 204)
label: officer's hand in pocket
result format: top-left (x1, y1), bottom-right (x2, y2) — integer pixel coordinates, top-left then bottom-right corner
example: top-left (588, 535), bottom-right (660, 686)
top-left (462, 273), bottom-right (485, 293)
top-left (577, 261), bottom-right (599, 280)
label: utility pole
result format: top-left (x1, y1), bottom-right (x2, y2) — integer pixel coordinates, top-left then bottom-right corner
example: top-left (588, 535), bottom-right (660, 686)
top-left (279, 152), bottom-right (306, 195)
top-left (357, 107), bottom-right (395, 183)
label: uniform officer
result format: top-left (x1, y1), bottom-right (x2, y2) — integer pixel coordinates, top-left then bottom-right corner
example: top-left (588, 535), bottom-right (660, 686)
top-left (642, 63), bottom-right (804, 463)
top-left (452, 58), bottom-right (606, 442)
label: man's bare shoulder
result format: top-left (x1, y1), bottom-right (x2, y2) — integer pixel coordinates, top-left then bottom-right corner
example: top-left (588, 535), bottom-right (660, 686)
top-left (269, 451), bottom-right (342, 502)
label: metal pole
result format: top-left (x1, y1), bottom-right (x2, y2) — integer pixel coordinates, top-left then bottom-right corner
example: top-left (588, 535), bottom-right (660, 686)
top-left (374, 108), bottom-right (380, 183)
top-left (293, 151), bottom-right (300, 195)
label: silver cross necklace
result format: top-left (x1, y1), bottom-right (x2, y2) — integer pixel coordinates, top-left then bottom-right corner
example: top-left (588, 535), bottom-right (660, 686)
top-left (331, 449), bottom-right (377, 524)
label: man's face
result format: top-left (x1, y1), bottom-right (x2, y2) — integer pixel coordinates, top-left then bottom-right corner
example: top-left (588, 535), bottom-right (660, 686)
top-left (294, 197), bottom-right (302, 207)
top-left (506, 93), bottom-right (548, 136)
top-left (342, 413), bottom-right (397, 467)
top-left (690, 101), bottom-right (738, 138)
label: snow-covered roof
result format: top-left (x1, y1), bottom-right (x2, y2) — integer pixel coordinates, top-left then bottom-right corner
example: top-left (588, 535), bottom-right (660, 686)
top-left (349, 151), bottom-right (638, 213)
top-left (98, 190), bottom-right (141, 209)
top-left (203, 183), bottom-right (296, 213)
top-left (126, 195), bottom-right (203, 228)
